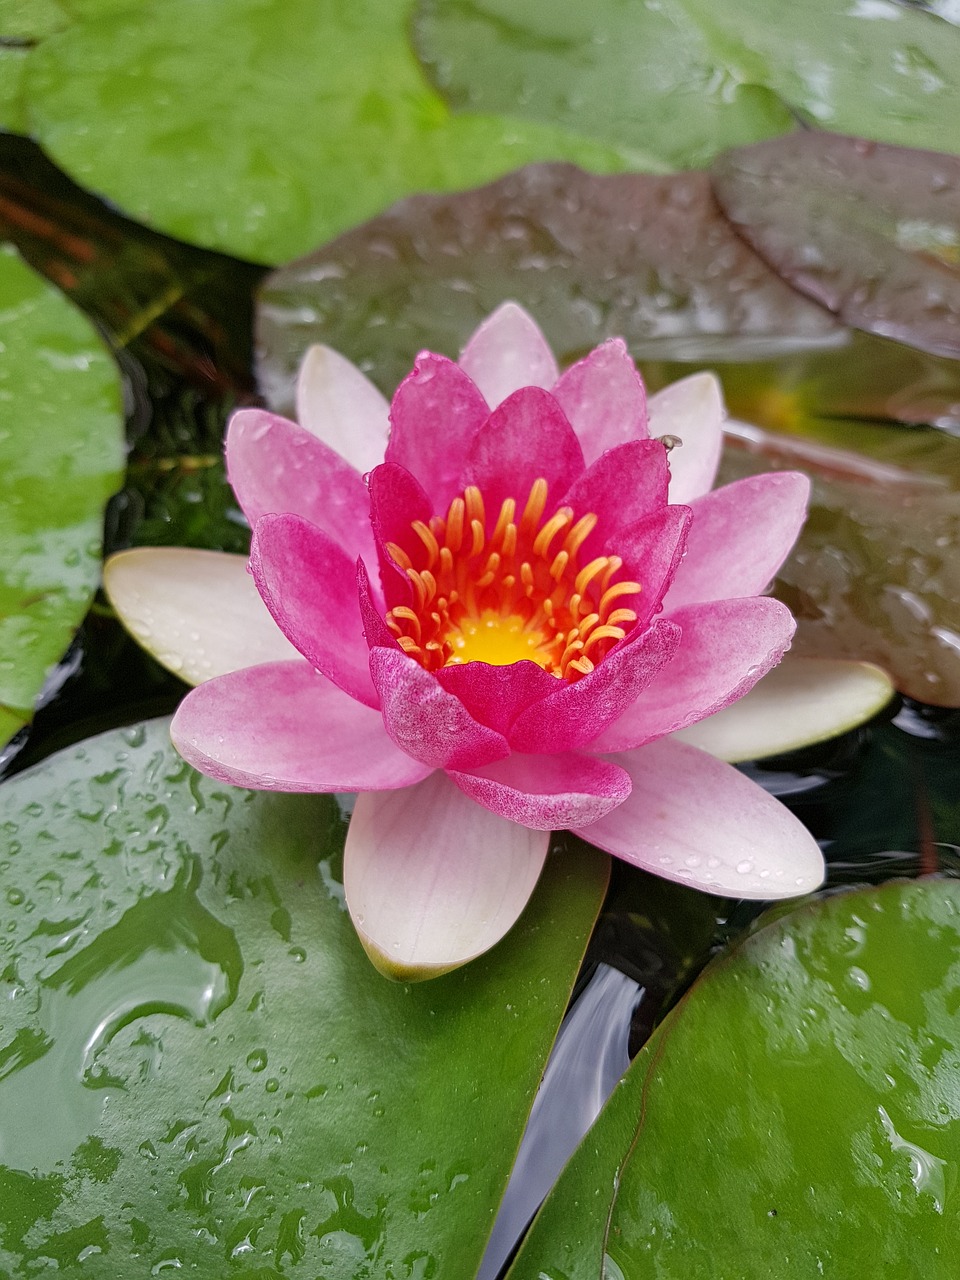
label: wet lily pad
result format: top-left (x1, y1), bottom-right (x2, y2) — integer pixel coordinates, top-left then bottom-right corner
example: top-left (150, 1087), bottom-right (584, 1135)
top-left (255, 164), bottom-right (841, 407)
top-left (719, 425), bottom-right (960, 708)
top-left (414, 0), bottom-right (960, 170)
top-left (509, 878), bottom-right (960, 1279)
top-left (713, 133), bottom-right (960, 359)
top-left (0, 719), bottom-right (608, 1276)
top-left (0, 245), bottom-right (124, 749)
top-left (21, 0), bottom-right (635, 264)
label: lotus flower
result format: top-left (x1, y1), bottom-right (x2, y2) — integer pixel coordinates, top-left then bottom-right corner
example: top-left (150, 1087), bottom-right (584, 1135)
top-left (106, 303), bottom-right (827, 979)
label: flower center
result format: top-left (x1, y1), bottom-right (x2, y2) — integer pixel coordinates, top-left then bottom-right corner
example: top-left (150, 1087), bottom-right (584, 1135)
top-left (384, 478), bottom-right (641, 682)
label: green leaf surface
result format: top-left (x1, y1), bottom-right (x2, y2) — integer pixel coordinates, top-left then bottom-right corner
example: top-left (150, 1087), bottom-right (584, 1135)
top-left (713, 132), bottom-right (960, 359)
top-left (0, 719), bottom-right (609, 1276)
top-left (414, 0), bottom-right (960, 170)
top-left (0, 245), bottom-right (124, 748)
top-left (255, 164), bottom-right (840, 408)
top-left (509, 878), bottom-right (960, 1279)
top-left (21, 0), bottom-right (634, 264)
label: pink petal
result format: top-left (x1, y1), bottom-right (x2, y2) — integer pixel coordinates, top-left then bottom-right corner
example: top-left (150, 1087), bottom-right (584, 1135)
top-left (385, 353), bottom-right (489, 510)
top-left (509, 619), bottom-right (681, 755)
top-left (367, 462), bottom-right (434, 603)
top-left (295, 343), bottom-right (390, 474)
top-left (344, 771), bottom-right (549, 979)
top-left (663, 472), bottom-right (810, 610)
top-left (436, 660), bottom-right (558, 736)
top-left (250, 515), bottom-right (377, 707)
top-left (357, 559), bottom-right (396, 649)
top-left (369, 647), bottom-right (510, 771)
top-left (458, 302), bottom-right (559, 408)
top-left (171, 662), bottom-right (432, 792)
top-left (450, 751), bottom-right (631, 830)
top-left (573, 738), bottom-right (824, 898)
top-left (588, 597), bottom-right (797, 752)
top-left (226, 409), bottom-right (375, 563)
top-left (552, 339), bottom-right (648, 466)
top-left (558, 439), bottom-right (669, 567)
top-left (647, 373), bottom-right (724, 504)
top-left (612, 505), bottom-right (693, 626)
top-left (463, 387), bottom-right (584, 518)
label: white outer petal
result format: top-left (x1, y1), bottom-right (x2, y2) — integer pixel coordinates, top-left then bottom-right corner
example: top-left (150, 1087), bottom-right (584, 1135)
top-left (104, 547), bottom-right (297, 685)
top-left (649, 372), bottom-right (724, 504)
top-left (673, 657), bottom-right (895, 762)
top-left (296, 343), bottom-right (390, 473)
top-left (457, 301), bottom-right (559, 408)
top-left (344, 771), bottom-right (549, 980)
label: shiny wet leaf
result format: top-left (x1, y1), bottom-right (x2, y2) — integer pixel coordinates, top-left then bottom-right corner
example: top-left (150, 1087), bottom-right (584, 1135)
top-left (0, 719), bottom-right (608, 1276)
top-left (0, 245), bottom-right (124, 749)
top-left (713, 132), bottom-right (960, 359)
top-left (509, 878), bottom-right (960, 1279)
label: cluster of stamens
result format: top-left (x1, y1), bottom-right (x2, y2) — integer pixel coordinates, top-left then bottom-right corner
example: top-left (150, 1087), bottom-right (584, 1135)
top-left (384, 478), bottom-right (642, 682)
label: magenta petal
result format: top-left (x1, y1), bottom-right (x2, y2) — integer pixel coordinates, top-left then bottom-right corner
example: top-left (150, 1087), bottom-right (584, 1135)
top-left (573, 738), bottom-right (824, 898)
top-left (613, 505), bottom-right (692, 625)
top-left (664, 472), bottom-right (810, 610)
top-left (588, 597), bottom-right (797, 752)
top-left (367, 462), bottom-right (434, 603)
top-left (552, 339), bottom-right (648, 465)
top-left (558, 439), bottom-right (670, 567)
top-left (344, 771), bottom-right (549, 979)
top-left (250, 515), bottom-right (377, 707)
top-left (357, 559), bottom-right (397, 650)
top-left (458, 302), bottom-right (559, 408)
top-left (463, 388), bottom-right (585, 516)
top-left (450, 752), bottom-right (631, 830)
top-left (436, 660), bottom-right (558, 736)
top-left (226, 409), bottom-right (374, 563)
top-left (509, 619), bottom-right (681, 754)
top-left (171, 662), bottom-right (432, 792)
top-left (648, 373), bottom-right (724, 504)
top-left (385, 354), bottom-right (489, 510)
top-left (369, 647), bottom-right (510, 770)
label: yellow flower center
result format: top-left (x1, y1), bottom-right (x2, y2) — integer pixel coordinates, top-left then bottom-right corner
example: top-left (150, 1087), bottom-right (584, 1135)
top-left (384, 478), bottom-right (642, 682)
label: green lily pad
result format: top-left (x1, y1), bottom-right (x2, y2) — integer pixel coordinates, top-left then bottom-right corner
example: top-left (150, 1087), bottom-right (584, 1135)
top-left (0, 0), bottom-right (65, 132)
top-left (713, 132), bottom-right (960, 359)
top-left (414, 0), bottom-right (960, 170)
top-left (0, 245), bottom-right (124, 749)
top-left (255, 165), bottom-right (841, 407)
top-left (0, 719), bottom-right (608, 1275)
top-left (509, 878), bottom-right (960, 1279)
top-left (21, 0), bottom-right (637, 264)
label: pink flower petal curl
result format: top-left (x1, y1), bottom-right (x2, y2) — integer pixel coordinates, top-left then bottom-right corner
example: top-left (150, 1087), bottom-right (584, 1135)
top-left (450, 751), bottom-right (631, 829)
top-left (369, 646), bottom-right (511, 771)
top-left (573, 738), bottom-right (824, 898)
top-left (171, 662), bottom-right (432, 793)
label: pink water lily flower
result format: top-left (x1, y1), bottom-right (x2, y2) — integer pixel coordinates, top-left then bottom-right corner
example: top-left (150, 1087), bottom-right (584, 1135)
top-left (109, 304), bottom-right (825, 979)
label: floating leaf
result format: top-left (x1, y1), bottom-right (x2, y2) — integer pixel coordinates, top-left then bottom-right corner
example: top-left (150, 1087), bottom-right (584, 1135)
top-left (713, 132), bottom-right (960, 359)
top-left (720, 425), bottom-right (960, 708)
top-left (509, 878), bottom-right (960, 1279)
top-left (21, 0), bottom-right (635, 264)
top-left (0, 245), bottom-right (124, 749)
top-left (256, 164), bottom-right (841, 406)
top-left (0, 719), bottom-right (608, 1276)
top-left (414, 0), bottom-right (960, 170)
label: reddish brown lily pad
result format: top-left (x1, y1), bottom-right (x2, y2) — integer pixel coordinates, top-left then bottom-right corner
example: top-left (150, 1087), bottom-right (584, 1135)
top-left (712, 132), bottom-right (960, 359)
top-left (255, 163), bottom-right (841, 410)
